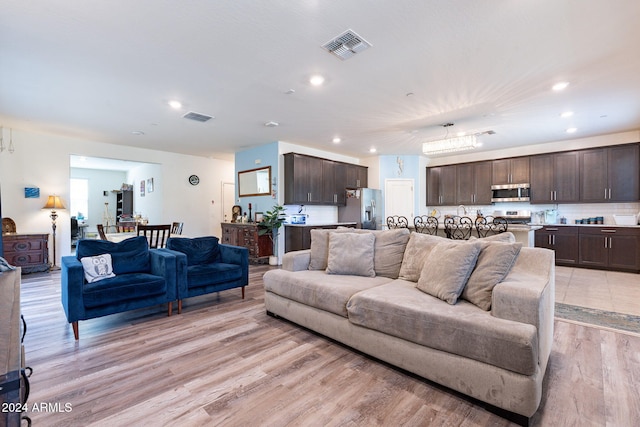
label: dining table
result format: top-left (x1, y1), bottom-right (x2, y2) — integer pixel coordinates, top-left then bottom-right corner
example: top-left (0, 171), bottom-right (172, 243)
top-left (105, 232), bottom-right (185, 244)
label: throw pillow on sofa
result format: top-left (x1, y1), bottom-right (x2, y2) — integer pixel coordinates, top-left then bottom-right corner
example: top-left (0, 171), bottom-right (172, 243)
top-left (326, 232), bottom-right (376, 277)
top-left (416, 241), bottom-right (481, 304)
top-left (462, 241), bottom-right (522, 310)
top-left (80, 253), bottom-right (116, 283)
top-left (398, 232), bottom-right (447, 282)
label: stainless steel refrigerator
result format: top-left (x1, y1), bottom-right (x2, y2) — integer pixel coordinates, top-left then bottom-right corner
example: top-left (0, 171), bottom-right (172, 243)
top-left (338, 188), bottom-right (383, 229)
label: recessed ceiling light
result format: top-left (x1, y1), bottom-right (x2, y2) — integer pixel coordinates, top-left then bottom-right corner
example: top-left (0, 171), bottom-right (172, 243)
top-left (310, 75), bottom-right (325, 86)
top-left (131, 130), bottom-right (145, 135)
top-left (332, 137), bottom-right (341, 144)
top-left (552, 82), bottom-right (570, 91)
top-left (566, 127), bottom-right (577, 133)
top-left (560, 111), bottom-right (574, 118)
top-left (168, 100), bottom-right (182, 109)
top-left (285, 89), bottom-right (296, 95)
top-left (369, 148), bottom-right (377, 153)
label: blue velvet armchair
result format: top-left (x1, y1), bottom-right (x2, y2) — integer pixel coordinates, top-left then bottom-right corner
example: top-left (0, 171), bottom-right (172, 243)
top-left (163, 236), bottom-right (249, 313)
top-left (61, 236), bottom-right (179, 340)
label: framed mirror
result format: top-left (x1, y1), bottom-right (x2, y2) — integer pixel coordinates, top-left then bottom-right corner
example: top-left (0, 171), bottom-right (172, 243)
top-left (238, 166), bottom-right (271, 197)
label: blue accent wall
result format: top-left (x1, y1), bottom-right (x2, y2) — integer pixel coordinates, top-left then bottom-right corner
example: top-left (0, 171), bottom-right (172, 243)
top-left (234, 142), bottom-right (279, 219)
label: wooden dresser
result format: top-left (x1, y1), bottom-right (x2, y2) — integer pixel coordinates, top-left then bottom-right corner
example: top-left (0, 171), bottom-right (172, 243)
top-left (0, 268), bottom-right (30, 426)
top-left (2, 233), bottom-right (50, 273)
top-left (221, 223), bottom-right (272, 263)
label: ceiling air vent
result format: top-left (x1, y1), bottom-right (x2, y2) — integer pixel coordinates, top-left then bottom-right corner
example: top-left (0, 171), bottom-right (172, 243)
top-left (322, 29), bottom-right (372, 60)
top-left (183, 111), bottom-right (213, 122)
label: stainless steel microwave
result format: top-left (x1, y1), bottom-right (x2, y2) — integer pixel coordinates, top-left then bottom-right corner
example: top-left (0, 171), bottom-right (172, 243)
top-left (491, 183), bottom-right (530, 202)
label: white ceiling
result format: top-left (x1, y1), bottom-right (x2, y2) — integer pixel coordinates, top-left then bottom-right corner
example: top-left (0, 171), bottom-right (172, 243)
top-left (2, 1), bottom-right (639, 160)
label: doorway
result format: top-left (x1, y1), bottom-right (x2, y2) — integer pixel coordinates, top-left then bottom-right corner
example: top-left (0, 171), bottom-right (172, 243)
top-left (384, 179), bottom-right (414, 226)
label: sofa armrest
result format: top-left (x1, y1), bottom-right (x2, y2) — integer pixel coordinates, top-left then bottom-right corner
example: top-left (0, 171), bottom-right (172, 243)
top-left (219, 244), bottom-right (249, 286)
top-left (149, 249), bottom-right (179, 301)
top-left (157, 248), bottom-right (188, 300)
top-left (282, 249), bottom-right (311, 271)
top-left (61, 255), bottom-right (86, 323)
top-left (492, 247), bottom-right (555, 370)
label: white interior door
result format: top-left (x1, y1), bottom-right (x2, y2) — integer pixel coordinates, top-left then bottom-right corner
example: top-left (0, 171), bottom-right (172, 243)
top-left (384, 179), bottom-right (414, 226)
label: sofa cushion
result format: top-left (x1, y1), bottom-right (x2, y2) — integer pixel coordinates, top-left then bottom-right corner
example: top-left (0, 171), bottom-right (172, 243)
top-left (77, 236), bottom-right (150, 275)
top-left (82, 272), bottom-right (166, 308)
top-left (264, 270), bottom-right (393, 317)
top-left (326, 232), bottom-right (376, 277)
top-left (346, 280), bottom-right (538, 376)
top-left (167, 236), bottom-right (221, 266)
top-left (398, 233), bottom-right (447, 282)
top-left (469, 231), bottom-right (516, 243)
top-left (462, 241), bottom-right (522, 310)
top-left (80, 253), bottom-right (116, 283)
top-left (416, 241), bottom-right (481, 304)
top-left (186, 262), bottom-right (243, 288)
top-left (309, 228), bottom-right (410, 278)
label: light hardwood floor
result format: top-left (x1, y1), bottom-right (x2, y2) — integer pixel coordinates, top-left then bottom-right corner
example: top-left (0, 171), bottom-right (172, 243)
top-left (18, 266), bottom-right (640, 426)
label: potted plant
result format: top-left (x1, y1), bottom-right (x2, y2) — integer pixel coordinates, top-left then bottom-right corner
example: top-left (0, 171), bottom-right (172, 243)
top-left (258, 204), bottom-right (286, 265)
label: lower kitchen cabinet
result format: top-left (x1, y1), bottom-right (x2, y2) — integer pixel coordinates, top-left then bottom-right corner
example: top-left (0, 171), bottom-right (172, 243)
top-left (578, 227), bottom-right (640, 272)
top-left (285, 224), bottom-right (355, 252)
top-left (534, 226), bottom-right (579, 266)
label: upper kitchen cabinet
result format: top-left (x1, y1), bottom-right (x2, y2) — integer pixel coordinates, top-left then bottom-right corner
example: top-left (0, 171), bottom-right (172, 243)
top-left (492, 157), bottom-right (530, 185)
top-left (530, 151), bottom-right (580, 203)
top-left (284, 153), bottom-right (323, 204)
top-left (580, 144), bottom-right (639, 202)
top-left (345, 163), bottom-right (368, 188)
top-left (426, 165), bottom-right (457, 206)
top-left (456, 161), bottom-right (492, 205)
top-left (284, 153), bottom-right (365, 206)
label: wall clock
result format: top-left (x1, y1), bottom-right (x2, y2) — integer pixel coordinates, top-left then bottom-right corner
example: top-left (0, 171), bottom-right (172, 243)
top-left (188, 174), bottom-right (200, 186)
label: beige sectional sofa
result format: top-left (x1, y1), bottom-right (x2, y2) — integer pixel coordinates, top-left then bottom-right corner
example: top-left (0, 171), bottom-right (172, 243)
top-left (263, 228), bottom-right (555, 425)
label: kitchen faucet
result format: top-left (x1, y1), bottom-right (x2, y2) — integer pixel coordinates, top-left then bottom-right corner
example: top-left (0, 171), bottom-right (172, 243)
top-left (457, 205), bottom-right (468, 216)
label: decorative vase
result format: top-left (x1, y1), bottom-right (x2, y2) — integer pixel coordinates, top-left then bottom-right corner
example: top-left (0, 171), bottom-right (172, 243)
top-left (269, 255), bottom-right (279, 266)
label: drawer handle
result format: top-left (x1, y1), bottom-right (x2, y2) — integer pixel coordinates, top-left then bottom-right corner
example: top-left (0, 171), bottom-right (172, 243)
top-left (600, 230), bottom-right (617, 233)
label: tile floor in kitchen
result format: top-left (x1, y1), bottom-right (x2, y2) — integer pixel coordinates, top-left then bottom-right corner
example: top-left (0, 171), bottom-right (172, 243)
top-left (556, 266), bottom-right (640, 316)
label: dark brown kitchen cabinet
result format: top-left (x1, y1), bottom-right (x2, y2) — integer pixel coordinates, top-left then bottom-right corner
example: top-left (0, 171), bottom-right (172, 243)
top-left (492, 157), bottom-right (530, 185)
top-left (284, 153), bottom-right (366, 206)
top-left (530, 151), bottom-right (580, 203)
top-left (578, 226), bottom-right (640, 272)
top-left (426, 165), bottom-right (457, 206)
top-left (284, 224), bottom-right (355, 252)
top-left (534, 226), bottom-right (579, 266)
top-left (456, 161), bottom-right (492, 205)
top-left (284, 153), bottom-right (324, 204)
top-left (345, 164), bottom-right (368, 188)
top-left (580, 144), bottom-right (640, 202)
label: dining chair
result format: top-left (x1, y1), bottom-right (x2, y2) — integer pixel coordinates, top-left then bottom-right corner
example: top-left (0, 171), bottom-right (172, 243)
top-left (475, 216), bottom-right (509, 238)
top-left (386, 215), bottom-right (409, 229)
top-left (116, 222), bottom-right (136, 233)
top-left (171, 222), bottom-right (184, 235)
top-left (137, 224), bottom-right (172, 248)
top-left (413, 215), bottom-right (439, 235)
top-left (96, 224), bottom-right (108, 240)
top-left (444, 216), bottom-right (474, 240)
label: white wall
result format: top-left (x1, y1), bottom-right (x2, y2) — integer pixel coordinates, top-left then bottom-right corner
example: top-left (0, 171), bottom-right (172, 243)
top-left (70, 167), bottom-right (127, 230)
top-left (0, 128), bottom-right (234, 265)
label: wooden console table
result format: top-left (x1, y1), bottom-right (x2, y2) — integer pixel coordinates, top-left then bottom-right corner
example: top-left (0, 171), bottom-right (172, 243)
top-left (0, 268), bottom-right (30, 426)
top-left (221, 223), bottom-right (272, 263)
top-left (2, 233), bottom-right (50, 273)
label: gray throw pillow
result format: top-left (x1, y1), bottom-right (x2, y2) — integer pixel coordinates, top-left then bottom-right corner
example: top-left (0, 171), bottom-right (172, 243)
top-left (416, 241), bottom-right (481, 304)
top-left (398, 233), bottom-right (448, 282)
top-left (462, 242), bottom-right (522, 310)
top-left (326, 232), bottom-right (376, 277)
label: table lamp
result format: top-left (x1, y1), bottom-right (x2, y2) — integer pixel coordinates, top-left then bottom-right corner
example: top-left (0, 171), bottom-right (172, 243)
top-left (43, 195), bottom-right (66, 270)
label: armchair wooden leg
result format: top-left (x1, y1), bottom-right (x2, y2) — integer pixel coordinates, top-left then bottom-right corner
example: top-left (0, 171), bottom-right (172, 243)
top-left (242, 286), bottom-right (245, 299)
top-left (168, 302), bottom-right (173, 317)
top-left (178, 300), bottom-right (182, 314)
top-left (72, 322), bottom-right (79, 340)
